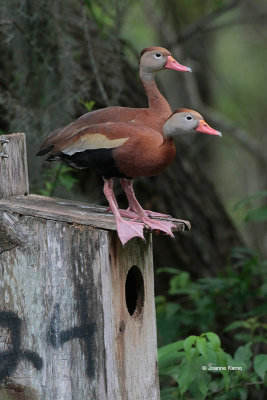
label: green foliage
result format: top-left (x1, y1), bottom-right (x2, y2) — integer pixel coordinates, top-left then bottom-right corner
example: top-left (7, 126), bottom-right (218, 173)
top-left (234, 190), bottom-right (267, 223)
top-left (159, 333), bottom-right (266, 399)
top-left (84, 0), bottom-right (114, 31)
top-left (84, 0), bottom-right (129, 34)
top-left (80, 99), bottom-right (95, 112)
top-left (156, 247), bottom-right (267, 347)
top-left (157, 244), bottom-right (267, 398)
top-left (37, 164), bottom-right (78, 196)
top-left (234, 191), bottom-right (267, 210)
top-left (225, 316), bottom-right (267, 345)
top-left (157, 192), bottom-right (267, 398)
top-left (245, 207), bottom-right (267, 223)
top-left (254, 355), bottom-right (267, 380)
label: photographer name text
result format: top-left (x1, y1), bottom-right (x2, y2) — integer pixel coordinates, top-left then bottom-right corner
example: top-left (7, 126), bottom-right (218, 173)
top-left (202, 365), bottom-right (243, 371)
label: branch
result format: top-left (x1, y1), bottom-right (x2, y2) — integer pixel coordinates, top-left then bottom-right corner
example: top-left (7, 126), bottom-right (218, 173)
top-left (175, 0), bottom-right (240, 44)
top-left (181, 13), bottom-right (267, 39)
top-left (183, 72), bottom-right (267, 167)
top-left (0, 20), bottom-right (13, 26)
top-left (80, 2), bottom-right (110, 106)
top-left (144, 0), bottom-right (240, 46)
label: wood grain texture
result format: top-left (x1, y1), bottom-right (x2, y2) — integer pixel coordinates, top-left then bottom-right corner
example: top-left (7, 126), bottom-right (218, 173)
top-left (0, 382), bottom-right (40, 399)
top-left (0, 213), bottom-right (159, 399)
top-left (0, 133), bottom-right (29, 199)
top-left (0, 194), bottom-right (189, 233)
top-left (101, 233), bottom-right (159, 399)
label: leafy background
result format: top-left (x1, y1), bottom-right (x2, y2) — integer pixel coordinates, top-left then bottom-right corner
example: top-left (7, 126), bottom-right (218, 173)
top-left (1, 0), bottom-right (267, 398)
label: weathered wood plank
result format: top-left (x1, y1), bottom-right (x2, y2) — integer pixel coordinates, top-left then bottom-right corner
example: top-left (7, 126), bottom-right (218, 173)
top-left (0, 194), bottom-right (190, 232)
top-left (105, 233), bottom-right (160, 399)
top-left (0, 216), bottom-right (106, 399)
top-left (0, 214), bottom-right (160, 399)
top-left (0, 133), bottom-right (29, 199)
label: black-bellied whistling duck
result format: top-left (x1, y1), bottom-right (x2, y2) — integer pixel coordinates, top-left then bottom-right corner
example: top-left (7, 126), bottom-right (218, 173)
top-left (37, 47), bottom-right (191, 155)
top-left (37, 108), bottom-right (221, 245)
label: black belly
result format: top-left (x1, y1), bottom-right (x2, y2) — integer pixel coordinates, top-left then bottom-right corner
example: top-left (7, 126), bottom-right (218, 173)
top-left (48, 148), bottom-right (130, 179)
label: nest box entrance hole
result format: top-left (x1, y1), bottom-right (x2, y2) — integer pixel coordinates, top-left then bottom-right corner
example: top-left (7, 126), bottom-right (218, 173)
top-left (125, 265), bottom-right (145, 318)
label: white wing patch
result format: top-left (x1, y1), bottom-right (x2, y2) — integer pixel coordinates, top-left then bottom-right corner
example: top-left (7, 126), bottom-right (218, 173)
top-left (61, 133), bottom-right (129, 155)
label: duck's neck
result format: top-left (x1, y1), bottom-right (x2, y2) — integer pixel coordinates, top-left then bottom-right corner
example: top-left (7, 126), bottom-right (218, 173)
top-left (162, 136), bottom-right (174, 146)
top-left (140, 70), bottom-right (172, 116)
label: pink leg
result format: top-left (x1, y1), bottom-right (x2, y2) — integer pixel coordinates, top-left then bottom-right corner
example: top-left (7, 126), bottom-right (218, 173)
top-left (120, 179), bottom-right (171, 218)
top-left (104, 181), bottom-right (140, 220)
top-left (103, 179), bottom-right (145, 245)
top-left (104, 180), bottom-right (143, 220)
top-left (104, 179), bottom-right (118, 213)
top-left (103, 180), bottom-right (168, 219)
top-left (120, 179), bottom-right (176, 237)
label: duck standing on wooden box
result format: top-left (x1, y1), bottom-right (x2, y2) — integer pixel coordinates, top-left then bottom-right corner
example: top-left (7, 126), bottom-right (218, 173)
top-left (37, 107), bottom-right (221, 245)
top-left (37, 47), bottom-right (192, 244)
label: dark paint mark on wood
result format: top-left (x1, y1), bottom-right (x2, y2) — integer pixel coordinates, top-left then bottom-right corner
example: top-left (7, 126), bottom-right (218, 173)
top-left (0, 312), bottom-right (43, 384)
top-left (48, 298), bottom-right (96, 379)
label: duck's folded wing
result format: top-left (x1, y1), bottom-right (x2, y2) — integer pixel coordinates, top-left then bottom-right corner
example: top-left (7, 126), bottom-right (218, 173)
top-left (60, 133), bottom-right (129, 155)
top-left (37, 107), bottom-right (142, 155)
top-left (37, 121), bottom-right (163, 160)
top-left (48, 122), bottom-right (132, 155)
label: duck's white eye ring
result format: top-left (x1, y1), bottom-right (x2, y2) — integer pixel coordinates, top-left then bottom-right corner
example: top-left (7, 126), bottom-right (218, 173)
top-left (186, 115), bottom-right (193, 121)
top-left (154, 53), bottom-right (162, 59)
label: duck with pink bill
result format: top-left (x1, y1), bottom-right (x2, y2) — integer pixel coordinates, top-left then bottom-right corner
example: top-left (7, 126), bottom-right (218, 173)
top-left (37, 108), bottom-right (222, 245)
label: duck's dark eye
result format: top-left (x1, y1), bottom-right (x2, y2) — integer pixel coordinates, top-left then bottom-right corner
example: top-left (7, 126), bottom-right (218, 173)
top-left (154, 53), bottom-right (162, 59)
top-left (186, 115), bottom-right (193, 120)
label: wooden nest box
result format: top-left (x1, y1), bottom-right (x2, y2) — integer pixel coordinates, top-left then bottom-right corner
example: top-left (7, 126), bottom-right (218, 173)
top-left (0, 133), bottom-right (189, 400)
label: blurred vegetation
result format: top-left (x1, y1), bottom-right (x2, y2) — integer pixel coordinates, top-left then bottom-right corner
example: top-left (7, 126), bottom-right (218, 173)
top-left (156, 246), bottom-right (267, 347)
top-left (158, 332), bottom-right (267, 400)
top-left (36, 164), bottom-right (78, 197)
top-left (1, 0), bottom-right (267, 398)
top-left (156, 199), bottom-right (267, 398)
